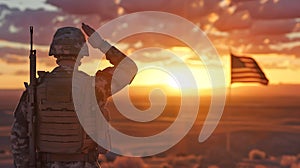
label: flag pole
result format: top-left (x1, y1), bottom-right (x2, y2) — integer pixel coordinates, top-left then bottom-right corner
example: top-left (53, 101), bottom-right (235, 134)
top-left (226, 84), bottom-right (232, 153)
top-left (226, 50), bottom-right (233, 153)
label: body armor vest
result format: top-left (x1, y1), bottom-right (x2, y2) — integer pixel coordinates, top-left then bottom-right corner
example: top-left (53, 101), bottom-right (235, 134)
top-left (36, 67), bottom-right (97, 154)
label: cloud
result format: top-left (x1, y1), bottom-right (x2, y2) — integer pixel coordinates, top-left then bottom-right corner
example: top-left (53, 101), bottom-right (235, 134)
top-left (235, 0), bottom-right (300, 19)
top-left (0, 4), bottom-right (103, 46)
top-left (0, 46), bottom-right (51, 64)
top-left (0, 47), bottom-right (27, 56)
top-left (263, 62), bottom-right (290, 70)
top-left (2, 55), bottom-right (27, 64)
top-left (120, 0), bottom-right (168, 12)
top-left (226, 23), bottom-right (300, 56)
top-left (250, 19), bottom-right (297, 35)
top-left (231, 43), bottom-right (300, 57)
top-left (215, 10), bottom-right (252, 31)
top-left (282, 46), bottom-right (300, 57)
top-left (230, 32), bottom-right (300, 46)
top-left (46, 0), bottom-right (118, 20)
top-left (13, 70), bottom-right (28, 76)
top-left (0, 0), bottom-right (299, 63)
top-left (0, 3), bottom-right (108, 67)
top-left (0, 47), bottom-right (27, 64)
top-left (120, 0), bottom-right (221, 21)
top-left (117, 33), bottom-right (188, 51)
top-left (45, 0), bottom-right (223, 22)
top-left (0, 9), bottom-right (63, 45)
top-left (130, 50), bottom-right (177, 64)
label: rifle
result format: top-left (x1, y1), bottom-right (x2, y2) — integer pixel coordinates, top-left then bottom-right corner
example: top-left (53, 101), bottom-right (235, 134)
top-left (28, 26), bottom-right (37, 167)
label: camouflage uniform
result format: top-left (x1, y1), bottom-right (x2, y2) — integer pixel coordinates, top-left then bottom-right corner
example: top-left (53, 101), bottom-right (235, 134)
top-left (11, 91), bottom-right (30, 167)
top-left (10, 27), bottom-right (137, 168)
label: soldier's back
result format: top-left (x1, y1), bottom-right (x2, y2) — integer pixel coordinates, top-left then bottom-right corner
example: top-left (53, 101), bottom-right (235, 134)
top-left (37, 66), bottom-right (99, 168)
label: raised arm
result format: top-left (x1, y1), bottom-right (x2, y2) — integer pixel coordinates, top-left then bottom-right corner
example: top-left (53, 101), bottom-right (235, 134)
top-left (81, 23), bottom-right (138, 99)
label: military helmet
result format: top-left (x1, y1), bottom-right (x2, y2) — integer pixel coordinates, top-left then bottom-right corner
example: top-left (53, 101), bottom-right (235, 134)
top-left (49, 27), bottom-right (89, 57)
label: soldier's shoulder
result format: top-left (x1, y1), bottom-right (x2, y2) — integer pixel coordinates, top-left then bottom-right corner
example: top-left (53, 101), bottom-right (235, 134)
top-left (96, 67), bottom-right (114, 77)
top-left (38, 71), bottom-right (50, 77)
top-left (37, 71), bottom-right (50, 84)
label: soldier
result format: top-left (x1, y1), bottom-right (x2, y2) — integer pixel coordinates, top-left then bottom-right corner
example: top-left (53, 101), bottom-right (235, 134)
top-left (10, 23), bottom-right (137, 168)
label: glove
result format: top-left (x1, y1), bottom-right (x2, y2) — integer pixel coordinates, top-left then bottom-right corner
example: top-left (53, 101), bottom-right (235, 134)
top-left (82, 23), bottom-right (112, 53)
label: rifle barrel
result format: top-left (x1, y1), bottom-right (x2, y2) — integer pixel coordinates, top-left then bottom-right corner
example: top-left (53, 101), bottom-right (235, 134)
top-left (30, 26), bottom-right (33, 51)
top-left (28, 26), bottom-right (37, 167)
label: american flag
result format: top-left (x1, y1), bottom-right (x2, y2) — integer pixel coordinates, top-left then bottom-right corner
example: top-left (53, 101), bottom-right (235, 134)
top-left (231, 53), bottom-right (269, 85)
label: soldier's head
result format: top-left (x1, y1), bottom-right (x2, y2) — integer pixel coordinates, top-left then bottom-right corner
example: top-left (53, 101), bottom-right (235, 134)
top-left (49, 27), bottom-right (88, 64)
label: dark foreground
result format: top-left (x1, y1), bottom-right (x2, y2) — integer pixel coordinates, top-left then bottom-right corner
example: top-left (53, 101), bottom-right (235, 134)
top-left (0, 87), bottom-right (299, 168)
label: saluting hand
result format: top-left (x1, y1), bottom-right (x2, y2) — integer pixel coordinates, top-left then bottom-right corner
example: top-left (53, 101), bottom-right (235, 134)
top-left (81, 23), bottom-right (111, 53)
top-left (81, 23), bottom-right (95, 37)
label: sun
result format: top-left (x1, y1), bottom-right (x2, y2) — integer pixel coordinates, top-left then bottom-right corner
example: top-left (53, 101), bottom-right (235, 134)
top-left (167, 78), bottom-right (180, 89)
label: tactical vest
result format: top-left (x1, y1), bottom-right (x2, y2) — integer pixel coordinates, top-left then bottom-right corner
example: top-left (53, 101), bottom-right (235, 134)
top-left (36, 68), bottom-right (97, 157)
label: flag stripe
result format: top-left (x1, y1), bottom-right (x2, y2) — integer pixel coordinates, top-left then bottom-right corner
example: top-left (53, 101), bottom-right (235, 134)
top-left (231, 72), bottom-right (264, 77)
top-left (232, 74), bottom-right (263, 78)
top-left (232, 79), bottom-right (268, 82)
top-left (239, 58), bottom-right (254, 62)
top-left (231, 77), bottom-right (268, 82)
top-left (232, 76), bottom-right (267, 80)
top-left (232, 69), bottom-right (262, 73)
top-left (231, 80), bottom-right (268, 85)
top-left (232, 70), bottom-right (264, 74)
top-left (231, 79), bottom-right (268, 82)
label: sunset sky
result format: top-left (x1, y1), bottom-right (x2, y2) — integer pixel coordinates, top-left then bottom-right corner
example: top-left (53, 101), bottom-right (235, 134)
top-left (0, 0), bottom-right (299, 90)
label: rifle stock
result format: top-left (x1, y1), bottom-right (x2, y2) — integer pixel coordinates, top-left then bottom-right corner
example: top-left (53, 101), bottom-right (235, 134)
top-left (28, 26), bottom-right (37, 167)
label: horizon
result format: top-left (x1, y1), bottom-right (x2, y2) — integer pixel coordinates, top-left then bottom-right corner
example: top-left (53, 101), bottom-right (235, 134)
top-left (2, 83), bottom-right (300, 98)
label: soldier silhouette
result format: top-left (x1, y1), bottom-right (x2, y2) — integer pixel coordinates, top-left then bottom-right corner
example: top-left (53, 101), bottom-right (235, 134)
top-left (10, 23), bottom-right (137, 168)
